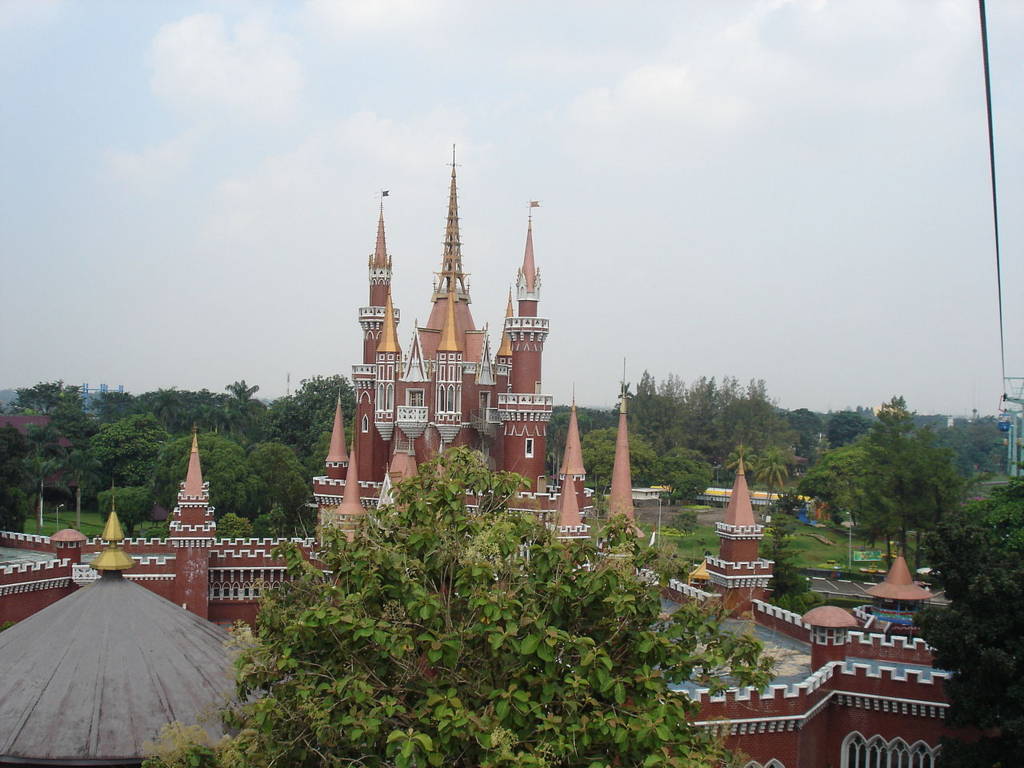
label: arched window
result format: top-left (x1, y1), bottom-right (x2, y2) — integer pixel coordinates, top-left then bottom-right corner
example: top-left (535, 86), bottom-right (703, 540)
top-left (387, 383), bottom-right (394, 410)
top-left (842, 732), bottom-right (938, 768)
top-left (361, 415), bottom-right (369, 433)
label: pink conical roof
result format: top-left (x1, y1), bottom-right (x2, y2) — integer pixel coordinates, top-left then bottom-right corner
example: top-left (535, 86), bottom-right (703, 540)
top-left (608, 398), bottom-right (634, 521)
top-left (371, 203), bottom-right (389, 268)
top-left (183, 431), bottom-right (204, 496)
top-left (723, 457), bottom-right (756, 527)
top-left (560, 403), bottom-right (585, 477)
top-left (389, 449), bottom-right (418, 481)
top-left (867, 555), bottom-right (933, 601)
top-left (521, 219), bottom-right (537, 292)
top-left (556, 476), bottom-right (583, 529)
top-left (338, 440), bottom-right (364, 517)
top-left (326, 397), bottom-right (348, 464)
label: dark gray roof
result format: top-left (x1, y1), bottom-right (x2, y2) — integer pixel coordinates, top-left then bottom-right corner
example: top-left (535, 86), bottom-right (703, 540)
top-left (0, 572), bottom-right (234, 766)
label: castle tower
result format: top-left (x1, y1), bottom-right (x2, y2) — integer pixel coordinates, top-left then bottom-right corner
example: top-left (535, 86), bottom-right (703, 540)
top-left (554, 475), bottom-right (589, 540)
top-left (361, 203), bottom-right (395, 363)
top-left (325, 395), bottom-right (349, 480)
top-left (608, 389), bottom-right (637, 527)
top-left (168, 431), bottom-right (214, 618)
top-left (333, 439), bottom-right (366, 540)
top-left (373, 289), bottom-right (400, 458)
top-left (705, 458), bottom-right (773, 616)
top-left (802, 605), bottom-right (858, 670)
top-left (501, 218), bottom-right (552, 491)
top-left (427, 150), bottom-right (475, 336)
top-left (559, 399), bottom-right (587, 510)
top-left (434, 289), bottom-right (464, 446)
top-left (169, 431), bottom-right (216, 546)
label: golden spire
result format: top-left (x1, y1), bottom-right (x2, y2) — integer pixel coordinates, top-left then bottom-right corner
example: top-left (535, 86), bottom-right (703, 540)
top-left (190, 426), bottom-right (199, 454)
top-left (91, 497), bottom-right (134, 572)
top-left (496, 288), bottom-right (514, 357)
top-left (437, 287), bottom-right (462, 352)
top-left (377, 288), bottom-right (399, 353)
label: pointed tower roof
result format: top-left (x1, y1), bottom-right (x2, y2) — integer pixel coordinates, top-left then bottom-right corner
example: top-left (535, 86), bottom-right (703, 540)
top-left (560, 401), bottom-right (586, 477)
top-left (326, 396), bottom-right (348, 464)
top-left (437, 146), bottom-right (467, 297)
top-left (477, 329), bottom-right (496, 385)
top-left (377, 289), bottom-right (400, 354)
top-left (91, 505), bottom-right (134, 572)
top-left (497, 289), bottom-right (514, 358)
top-left (521, 218), bottom-right (537, 292)
top-left (402, 322), bottom-right (429, 382)
top-left (338, 439), bottom-right (364, 517)
top-left (183, 430), bottom-right (204, 497)
top-left (437, 288), bottom-right (462, 353)
top-left (389, 448), bottom-right (418, 482)
top-left (722, 457), bottom-right (756, 528)
top-left (371, 201), bottom-right (389, 268)
top-left (608, 389), bottom-right (635, 522)
top-left (867, 555), bottom-right (934, 601)
top-left (556, 476), bottom-right (583, 530)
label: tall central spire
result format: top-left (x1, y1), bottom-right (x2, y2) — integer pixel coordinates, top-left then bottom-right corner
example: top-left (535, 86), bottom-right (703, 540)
top-left (370, 201), bottom-right (390, 269)
top-left (438, 145), bottom-right (467, 297)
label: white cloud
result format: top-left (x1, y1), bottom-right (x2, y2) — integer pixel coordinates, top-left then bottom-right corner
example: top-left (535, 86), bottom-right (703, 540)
top-left (103, 129), bottom-right (202, 192)
top-left (150, 13), bottom-right (302, 121)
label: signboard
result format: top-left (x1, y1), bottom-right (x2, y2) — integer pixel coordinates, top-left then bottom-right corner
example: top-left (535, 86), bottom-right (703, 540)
top-left (852, 550), bottom-right (882, 562)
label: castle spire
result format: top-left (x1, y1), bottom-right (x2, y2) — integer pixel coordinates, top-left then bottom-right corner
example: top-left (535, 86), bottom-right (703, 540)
top-left (723, 454), bottom-right (756, 527)
top-left (371, 200), bottom-right (389, 269)
top-left (437, 287), bottom-right (462, 352)
top-left (337, 438), bottom-right (364, 518)
top-left (183, 428), bottom-right (203, 497)
top-left (555, 475), bottom-right (584, 531)
top-left (377, 288), bottom-right (399, 354)
top-left (91, 500), bottom-right (133, 572)
top-left (521, 217), bottom-right (537, 292)
top-left (608, 385), bottom-right (635, 522)
top-left (559, 400), bottom-right (586, 477)
top-left (326, 395), bottom-right (348, 464)
top-left (439, 145), bottom-right (466, 296)
top-left (496, 289), bottom-right (514, 358)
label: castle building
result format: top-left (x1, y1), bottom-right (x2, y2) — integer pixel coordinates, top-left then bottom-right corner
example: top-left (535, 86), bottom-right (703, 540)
top-left (314, 158), bottom-right (591, 525)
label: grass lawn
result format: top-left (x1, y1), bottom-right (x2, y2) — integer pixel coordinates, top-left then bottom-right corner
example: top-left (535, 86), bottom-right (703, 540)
top-left (21, 509), bottom-right (107, 537)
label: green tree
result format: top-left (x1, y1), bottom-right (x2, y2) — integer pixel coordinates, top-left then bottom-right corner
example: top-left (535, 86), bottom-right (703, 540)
top-left (22, 424), bottom-right (65, 533)
top-left (786, 408), bottom-right (824, 461)
top-left (657, 448), bottom-right (712, 503)
top-left (151, 433), bottom-right (261, 518)
top-left (91, 414), bottom-right (170, 487)
top-left (217, 512), bottom-right (254, 539)
top-left (267, 375), bottom-right (355, 469)
top-left (13, 381), bottom-right (65, 414)
top-left (148, 448), bottom-right (771, 768)
top-left (825, 410), bottom-right (870, 447)
top-left (248, 442), bottom-right (311, 532)
top-left (90, 390), bottom-right (138, 424)
top-left (762, 513), bottom-right (816, 612)
top-left (97, 485), bottom-right (153, 536)
top-left (753, 445), bottom-right (790, 506)
top-left (580, 427), bottom-right (658, 489)
top-left (798, 443), bottom-right (869, 528)
top-left (917, 479), bottom-right (1024, 765)
top-left (64, 448), bottom-right (102, 530)
top-left (0, 426), bottom-right (31, 531)
top-left (224, 380), bottom-right (267, 442)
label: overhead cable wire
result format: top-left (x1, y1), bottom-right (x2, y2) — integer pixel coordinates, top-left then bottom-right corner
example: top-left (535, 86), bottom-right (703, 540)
top-left (978, 0), bottom-right (1007, 393)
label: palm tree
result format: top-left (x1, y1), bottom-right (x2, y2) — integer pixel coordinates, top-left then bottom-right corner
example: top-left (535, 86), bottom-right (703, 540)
top-left (754, 445), bottom-right (790, 509)
top-left (225, 380), bottom-right (265, 440)
top-left (65, 448), bottom-right (102, 530)
top-left (23, 454), bottom-right (62, 533)
top-left (725, 444), bottom-right (751, 473)
top-left (150, 388), bottom-right (182, 432)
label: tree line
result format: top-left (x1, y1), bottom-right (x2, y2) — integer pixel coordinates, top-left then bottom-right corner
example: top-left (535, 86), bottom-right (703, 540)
top-left (0, 377), bottom-right (355, 537)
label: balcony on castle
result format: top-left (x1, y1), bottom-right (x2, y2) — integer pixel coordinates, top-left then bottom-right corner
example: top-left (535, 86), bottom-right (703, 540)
top-left (497, 393), bottom-right (553, 407)
top-left (469, 407), bottom-right (501, 436)
top-left (715, 521), bottom-right (765, 539)
top-left (358, 305), bottom-right (401, 322)
top-left (352, 364), bottom-right (375, 378)
top-left (505, 316), bottom-right (550, 332)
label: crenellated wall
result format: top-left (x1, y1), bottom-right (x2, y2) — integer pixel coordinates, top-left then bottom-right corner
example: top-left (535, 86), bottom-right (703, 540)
top-left (0, 558), bottom-right (74, 622)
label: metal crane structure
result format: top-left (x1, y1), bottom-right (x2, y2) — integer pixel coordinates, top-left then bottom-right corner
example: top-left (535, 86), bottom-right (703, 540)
top-left (1001, 378), bottom-right (1023, 477)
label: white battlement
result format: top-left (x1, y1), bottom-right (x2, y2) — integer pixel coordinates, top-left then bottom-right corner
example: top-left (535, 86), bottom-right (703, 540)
top-left (0, 557), bottom-right (69, 577)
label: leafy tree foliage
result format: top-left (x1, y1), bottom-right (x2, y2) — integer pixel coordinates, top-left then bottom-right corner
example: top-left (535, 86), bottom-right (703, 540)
top-left (150, 448), bottom-right (771, 768)
top-left (217, 512), bottom-right (254, 539)
top-left (798, 443), bottom-right (868, 525)
top-left (0, 426), bottom-right (31, 531)
top-left (580, 428), bottom-right (658, 489)
top-left (786, 408), bottom-right (824, 460)
top-left (917, 479), bottom-right (1024, 765)
top-left (13, 382), bottom-right (66, 414)
top-left (657, 448), bottom-right (712, 503)
top-left (762, 513), bottom-right (817, 613)
top-left (151, 433), bottom-right (261, 518)
top-left (266, 375), bottom-right (356, 470)
top-left (97, 485), bottom-right (154, 536)
top-left (91, 414), bottom-right (169, 487)
top-left (248, 442), bottom-right (311, 532)
top-left (825, 410), bottom-right (870, 447)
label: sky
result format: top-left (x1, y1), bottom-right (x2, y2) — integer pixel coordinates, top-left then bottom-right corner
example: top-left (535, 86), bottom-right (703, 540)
top-left (1, 0), bottom-right (1021, 415)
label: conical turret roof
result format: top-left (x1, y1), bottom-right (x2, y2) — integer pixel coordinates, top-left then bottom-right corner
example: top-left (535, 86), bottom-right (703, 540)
top-left (560, 402), bottom-right (585, 477)
top-left (371, 202), bottom-right (389, 269)
top-left (608, 390), bottom-right (635, 523)
top-left (183, 430), bottom-right (204, 496)
top-left (338, 439), bottom-right (364, 517)
top-left (556, 476), bottom-right (583, 530)
top-left (437, 289), bottom-right (462, 353)
top-left (326, 396), bottom-right (348, 464)
top-left (867, 555), bottom-right (933, 601)
top-left (377, 289), bottom-right (400, 354)
top-left (496, 290), bottom-right (514, 358)
top-left (521, 218), bottom-right (537, 292)
top-left (722, 457), bottom-right (756, 528)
